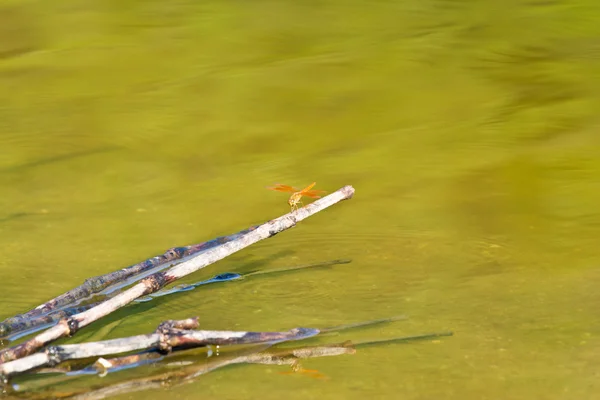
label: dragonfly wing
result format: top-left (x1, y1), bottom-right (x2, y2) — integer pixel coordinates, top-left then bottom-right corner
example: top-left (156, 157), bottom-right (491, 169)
top-left (300, 182), bottom-right (317, 192)
top-left (267, 184), bottom-right (298, 193)
top-left (302, 189), bottom-right (326, 199)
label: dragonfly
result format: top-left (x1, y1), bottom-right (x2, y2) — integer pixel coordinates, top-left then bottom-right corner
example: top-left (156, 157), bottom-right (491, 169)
top-left (267, 182), bottom-right (326, 212)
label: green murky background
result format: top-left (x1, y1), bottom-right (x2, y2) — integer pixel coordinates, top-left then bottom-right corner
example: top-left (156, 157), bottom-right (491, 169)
top-left (1, 0), bottom-right (600, 398)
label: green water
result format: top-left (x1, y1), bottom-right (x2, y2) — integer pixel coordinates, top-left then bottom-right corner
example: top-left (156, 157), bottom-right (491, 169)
top-left (1, 0), bottom-right (600, 398)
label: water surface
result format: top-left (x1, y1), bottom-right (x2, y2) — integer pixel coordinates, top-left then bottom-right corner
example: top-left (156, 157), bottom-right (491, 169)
top-left (1, 0), bottom-right (599, 398)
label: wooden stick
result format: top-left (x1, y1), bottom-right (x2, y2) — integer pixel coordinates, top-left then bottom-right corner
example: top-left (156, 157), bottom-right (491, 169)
top-left (16, 342), bottom-right (355, 398)
top-left (48, 313), bottom-right (404, 379)
top-left (2, 259), bottom-right (352, 342)
top-left (0, 317), bottom-right (319, 379)
top-left (0, 226), bottom-right (258, 338)
top-left (11, 332), bottom-right (452, 398)
top-left (0, 185), bottom-right (354, 366)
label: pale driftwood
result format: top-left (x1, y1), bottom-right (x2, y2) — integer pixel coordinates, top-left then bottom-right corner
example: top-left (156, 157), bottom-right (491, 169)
top-left (2, 259), bottom-right (352, 341)
top-left (51, 314), bottom-right (407, 378)
top-left (12, 332), bottom-right (453, 399)
top-left (27, 343), bottom-right (357, 400)
top-left (3, 315), bottom-right (452, 397)
top-left (0, 185), bottom-right (354, 366)
top-left (0, 316), bottom-right (319, 379)
top-left (0, 227), bottom-right (257, 338)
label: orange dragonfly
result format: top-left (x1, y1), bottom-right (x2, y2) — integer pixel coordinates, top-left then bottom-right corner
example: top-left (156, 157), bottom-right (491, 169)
top-left (267, 182), bottom-right (326, 212)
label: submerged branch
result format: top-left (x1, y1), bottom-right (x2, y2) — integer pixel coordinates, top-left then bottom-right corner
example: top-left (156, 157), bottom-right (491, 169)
top-left (63, 313), bottom-right (408, 378)
top-left (0, 317), bottom-right (319, 379)
top-left (7, 327), bottom-right (453, 399)
top-left (2, 259), bottom-right (352, 342)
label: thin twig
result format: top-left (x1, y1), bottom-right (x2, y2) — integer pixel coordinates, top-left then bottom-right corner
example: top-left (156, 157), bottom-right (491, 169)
top-left (244, 259), bottom-right (352, 278)
top-left (0, 185), bottom-right (354, 366)
top-left (352, 331), bottom-right (454, 348)
top-left (0, 317), bottom-right (319, 379)
top-left (320, 315), bottom-right (408, 334)
top-left (10, 331), bottom-right (452, 399)
top-left (41, 313), bottom-right (404, 379)
top-left (136, 258), bottom-right (352, 302)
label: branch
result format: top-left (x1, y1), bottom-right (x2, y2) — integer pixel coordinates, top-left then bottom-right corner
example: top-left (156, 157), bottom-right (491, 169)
top-left (0, 317), bottom-right (319, 379)
top-left (0, 185), bottom-right (354, 365)
top-left (3, 315), bottom-right (452, 398)
top-left (2, 259), bottom-right (352, 341)
top-left (0, 227), bottom-right (257, 337)
top-left (10, 331), bottom-right (452, 398)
